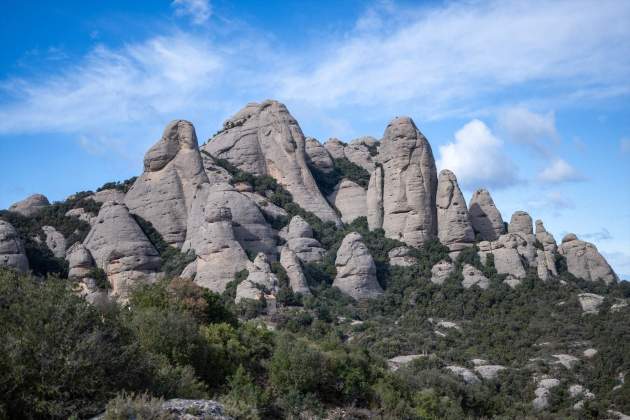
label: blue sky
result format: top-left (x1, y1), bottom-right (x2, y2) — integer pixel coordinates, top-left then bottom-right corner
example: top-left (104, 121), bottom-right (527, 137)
top-left (0, 0), bottom-right (628, 278)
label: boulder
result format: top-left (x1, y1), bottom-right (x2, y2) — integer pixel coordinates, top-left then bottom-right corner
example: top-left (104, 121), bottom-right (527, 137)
top-left (469, 189), bottom-right (504, 241)
top-left (388, 246), bottom-right (418, 267)
top-left (91, 189), bottom-right (125, 204)
top-left (388, 355), bottom-right (425, 371)
top-left (65, 242), bottom-right (94, 279)
top-left (41, 225), bottom-right (66, 258)
top-left (430, 260), bottom-right (454, 285)
top-left (333, 232), bottom-right (383, 299)
top-left (203, 100), bottom-right (340, 224)
top-left (305, 137), bottom-right (334, 173)
top-left (327, 179), bottom-right (367, 224)
top-left (379, 116), bottom-right (438, 246)
top-left (202, 182), bottom-right (277, 260)
top-left (286, 216), bottom-right (325, 263)
top-left (533, 377), bottom-right (560, 410)
top-left (182, 185), bottom-right (250, 293)
top-left (0, 220), bottom-right (29, 272)
top-left (559, 234), bottom-right (618, 284)
top-left (125, 120), bottom-right (209, 248)
top-left (445, 366), bottom-right (480, 385)
top-left (509, 211), bottom-right (534, 235)
top-left (280, 246), bottom-right (311, 295)
top-left (9, 193), bottom-right (49, 216)
top-left (436, 169), bottom-right (474, 248)
top-left (577, 293), bottom-right (605, 314)
top-left (83, 201), bottom-right (160, 298)
top-left (461, 264), bottom-right (490, 289)
top-left (366, 165), bottom-right (384, 230)
top-left (235, 253), bottom-right (279, 303)
top-left (92, 399), bottom-right (231, 420)
top-left (475, 365), bottom-right (506, 380)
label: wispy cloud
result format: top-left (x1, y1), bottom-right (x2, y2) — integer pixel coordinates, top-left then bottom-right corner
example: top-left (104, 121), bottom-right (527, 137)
top-left (172, 0), bottom-right (212, 25)
top-left (497, 107), bottom-right (558, 154)
top-left (581, 228), bottom-right (612, 241)
top-left (437, 119), bottom-right (519, 190)
top-left (538, 159), bottom-right (585, 184)
top-left (527, 191), bottom-right (575, 211)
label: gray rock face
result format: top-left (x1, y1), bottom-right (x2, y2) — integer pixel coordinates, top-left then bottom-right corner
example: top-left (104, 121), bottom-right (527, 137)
top-left (509, 211), bottom-right (533, 235)
top-left (344, 137), bottom-right (378, 172)
top-left (378, 116), bottom-right (438, 247)
top-left (333, 232), bottom-right (383, 299)
top-left (324, 138), bottom-right (346, 159)
top-left (42, 225), bottom-right (66, 258)
top-left (445, 366), bottom-right (481, 385)
top-left (126, 120), bottom-right (209, 248)
top-left (578, 293), bottom-right (605, 314)
top-left (235, 253), bottom-right (279, 303)
top-left (202, 182), bottom-right (277, 260)
top-left (366, 165), bottom-right (384, 230)
top-left (430, 260), bottom-right (454, 285)
top-left (84, 202), bottom-right (160, 298)
top-left (327, 179), bottom-right (367, 224)
top-left (183, 185), bottom-right (250, 293)
top-left (286, 216), bottom-right (325, 263)
top-left (436, 170), bottom-right (474, 248)
top-left (533, 377), bottom-right (560, 410)
top-left (91, 189), bottom-right (125, 204)
top-left (203, 100), bottom-right (339, 224)
top-left (241, 192), bottom-right (288, 221)
top-left (478, 234), bottom-right (528, 279)
top-left (0, 220), bottom-right (29, 272)
top-left (559, 234), bottom-right (618, 284)
top-left (535, 220), bottom-right (557, 252)
top-left (9, 193), bottom-right (49, 216)
top-left (475, 365), bottom-right (506, 380)
top-left (65, 242), bottom-right (94, 279)
top-left (65, 207), bottom-right (96, 225)
top-left (461, 264), bottom-right (490, 289)
top-left (305, 137), bottom-right (334, 173)
top-left (201, 152), bottom-right (233, 184)
top-left (280, 246), bottom-right (311, 295)
top-left (388, 246), bottom-right (418, 267)
top-left (469, 189), bottom-right (504, 241)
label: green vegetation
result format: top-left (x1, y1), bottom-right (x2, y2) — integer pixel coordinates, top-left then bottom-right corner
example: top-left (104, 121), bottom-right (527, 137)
top-left (309, 157), bottom-right (371, 196)
top-left (97, 176), bottom-right (137, 193)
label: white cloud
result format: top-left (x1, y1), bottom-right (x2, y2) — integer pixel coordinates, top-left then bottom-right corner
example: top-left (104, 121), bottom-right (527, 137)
top-left (538, 159), bottom-right (585, 183)
top-left (276, 0), bottom-right (630, 118)
top-left (172, 0), bottom-right (212, 25)
top-left (497, 107), bottom-right (558, 153)
top-left (581, 228), bottom-right (612, 241)
top-left (527, 191), bottom-right (575, 211)
top-left (437, 119), bottom-right (518, 189)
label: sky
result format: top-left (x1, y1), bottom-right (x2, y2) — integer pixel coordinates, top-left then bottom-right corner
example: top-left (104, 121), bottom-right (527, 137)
top-left (0, 0), bottom-right (628, 278)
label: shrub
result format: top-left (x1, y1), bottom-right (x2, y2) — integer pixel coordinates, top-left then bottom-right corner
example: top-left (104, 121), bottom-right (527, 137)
top-left (103, 392), bottom-right (170, 420)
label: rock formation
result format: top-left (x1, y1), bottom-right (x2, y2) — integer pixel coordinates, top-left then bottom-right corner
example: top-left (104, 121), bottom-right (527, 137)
top-left (327, 179), bottom-right (367, 224)
top-left (0, 220), bottom-right (29, 272)
top-left (305, 137), bottom-right (334, 173)
top-left (509, 211), bottom-right (534, 236)
top-left (91, 189), bottom-right (126, 204)
top-left (430, 260), bottom-right (454, 285)
top-left (377, 116), bottom-right (438, 246)
top-left (125, 120), bottom-right (209, 248)
top-left (286, 216), bottom-right (325, 263)
top-left (235, 253), bottom-right (279, 303)
top-left (343, 137), bottom-right (378, 172)
top-left (83, 201), bottom-right (160, 298)
top-left (280, 246), bottom-right (311, 295)
top-left (478, 234), bottom-right (528, 279)
top-left (559, 234), bottom-right (618, 284)
top-left (469, 189), bottom-right (504, 241)
top-left (366, 165), bottom-right (384, 230)
top-left (65, 242), bottom-right (94, 279)
top-left (461, 264), bottom-right (490, 289)
top-left (42, 225), bottom-right (66, 258)
top-left (203, 100), bottom-right (339, 224)
top-left (388, 246), bottom-right (418, 267)
top-left (182, 185), bottom-right (250, 292)
top-left (333, 232), bottom-right (383, 299)
top-left (535, 220), bottom-right (558, 281)
top-left (436, 169), bottom-right (474, 250)
top-left (9, 193), bottom-right (49, 216)
top-left (323, 138), bottom-right (346, 159)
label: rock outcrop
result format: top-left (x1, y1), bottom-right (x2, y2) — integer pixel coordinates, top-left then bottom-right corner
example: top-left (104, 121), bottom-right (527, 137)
top-left (430, 260), bottom-right (454, 285)
top-left (42, 225), bottom-right (66, 258)
top-left (324, 138), bottom-right (346, 159)
top-left (377, 116), bottom-right (438, 246)
top-left (9, 193), bottom-right (49, 216)
top-left (125, 120), bottom-right (209, 248)
top-left (343, 137), bottom-right (378, 172)
top-left (235, 253), bottom-right (279, 303)
top-left (461, 264), bottom-right (490, 289)
top-left (478, 234), bottom-right (528, 279)
top-left (65, 242), bottom-right (94, 279)
top-left (366, 165), bottom-right (384, 230)
top-left (559, 234), bottom-right (618, 284)
top-left (388, 246), bottom-right (418, 267)
top-left (183, 185), bottom-right (250, 292)
top-left (333, 232), bottom-right (383, 299)
top-left (535, 220), bottom-right (558, 281)
top-left (91, 189), bottom-right (125, 204)
top-left (0, 220), bottom-right (29, 272)
top-left (280, 246), bottom-right (311, 295)
top-left (84, 201), bottom-right (160, 298)
top-left (469, 189), bottom-right (504, 241)
top-left (305, 137), bottom-right (334, 173)
top-left (533, 377), bottom-right (560, 410)
top-left (327, 179), bottom-right (367, 224)
top-left (286, 216), bottom-right (325, 263)
top-left (445, 366), bottom-right (481, 385)
top-left (577, 293), bottom-right (605, 314)
top-left (203, 100), bottom-right (339, 224)
top-left (436, 170), bottom-right (474, 249)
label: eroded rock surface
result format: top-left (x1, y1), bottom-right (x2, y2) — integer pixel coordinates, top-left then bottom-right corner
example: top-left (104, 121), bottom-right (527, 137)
top-left (469, 189), bottom-right (504, 241)
top-left (0, 220), bottom-right (29, 272)
top-left (236, 253), bottom-right (279, 303)
top-left (42, 225), bottom-right (66, 258)
top-left (333, 232), bottom-right (383, 299)
top-left (327, 179), bottom-right (367, 224)
top-left (9, 193), bottom-right (49, 216)
top-left (436, 169), bottom-right (474, 248)
top-left (286, 216), bottom-right (325, 263)
top-left (461, 264), bottom-right (490, 289)
top-left (388, 246), bottom-right (418, 267)
top-left (280, 246), bottom-right (311, 295)
top-left (430, 260), bottom-right (454, 285)
top-left (559, 234), bottom-right (618, 284)
top-left (305, 137), bottom-right (334, 173)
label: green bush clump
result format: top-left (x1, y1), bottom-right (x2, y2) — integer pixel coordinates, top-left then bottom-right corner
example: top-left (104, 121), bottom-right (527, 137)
top-left (309, 157), bottom-right (370, 196)
top-left (97, 176), bottom-right (137, 193)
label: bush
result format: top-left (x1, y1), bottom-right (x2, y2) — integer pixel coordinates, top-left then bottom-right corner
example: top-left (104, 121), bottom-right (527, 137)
top-left (103, 392), bottom-right (170, 420)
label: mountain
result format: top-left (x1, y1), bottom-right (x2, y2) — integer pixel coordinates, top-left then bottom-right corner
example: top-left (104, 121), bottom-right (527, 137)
top-left (0, 100), bottom-right (628, 419)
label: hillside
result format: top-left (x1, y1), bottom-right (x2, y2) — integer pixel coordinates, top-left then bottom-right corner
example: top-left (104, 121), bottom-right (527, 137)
top-left (0, 100), bottom-right (628, 419)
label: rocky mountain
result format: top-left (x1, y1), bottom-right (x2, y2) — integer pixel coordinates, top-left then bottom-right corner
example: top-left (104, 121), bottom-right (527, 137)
top-left (1, 100), bottom-right (627, 419)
